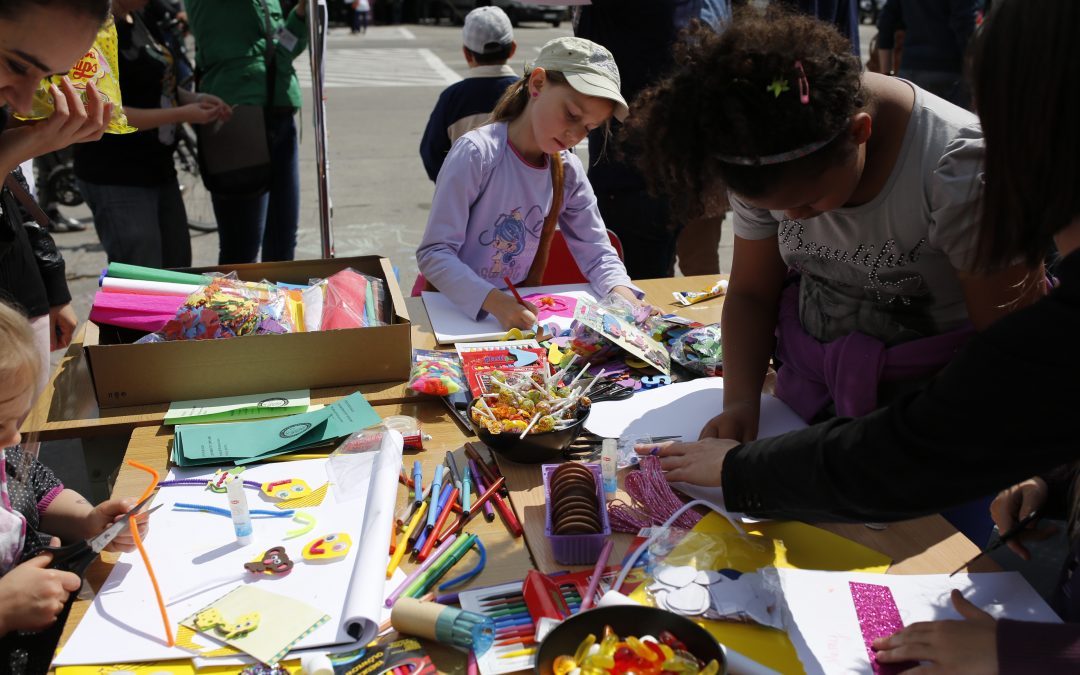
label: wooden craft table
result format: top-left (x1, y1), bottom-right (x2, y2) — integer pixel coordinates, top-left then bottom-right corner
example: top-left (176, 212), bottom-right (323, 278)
top-left (22, 276), bottom-right (723, 441)
top-left (56, 275), bottom-right (997, 671)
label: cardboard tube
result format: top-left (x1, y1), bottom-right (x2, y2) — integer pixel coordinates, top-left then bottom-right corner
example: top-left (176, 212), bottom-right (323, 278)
top-left (391, 597), bottom-right (445, 641)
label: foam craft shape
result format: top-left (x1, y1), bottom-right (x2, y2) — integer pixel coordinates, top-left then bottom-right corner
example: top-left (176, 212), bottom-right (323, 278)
top-left (88, 290), bottom-right (185, 332)
top-left (628, 512), bottom-right (891, 674)
top-left (276, 481), bottom-right (329, 510)
top-left (261, 478), bottom-right (311, 501)
top-left (207, 468), bottom-right (245, 493)
top-left (303, 532), bottom-right (352, 561)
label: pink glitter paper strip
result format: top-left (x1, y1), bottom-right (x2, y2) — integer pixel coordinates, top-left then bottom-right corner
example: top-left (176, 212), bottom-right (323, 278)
top-left (849, 582), bottom-right (918, 675)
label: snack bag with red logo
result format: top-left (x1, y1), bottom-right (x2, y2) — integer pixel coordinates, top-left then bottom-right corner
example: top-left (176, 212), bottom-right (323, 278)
top-left (16, 15), bottom-right (136, 133)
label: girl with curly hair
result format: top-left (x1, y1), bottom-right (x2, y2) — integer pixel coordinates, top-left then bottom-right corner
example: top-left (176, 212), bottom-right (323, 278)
top-left (628, 6), bottom-right (1041, 442)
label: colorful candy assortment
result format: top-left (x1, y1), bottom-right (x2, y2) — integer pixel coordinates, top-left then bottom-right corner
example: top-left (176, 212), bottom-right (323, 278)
top-left (408, 350), bottom-right (466, 396)
top-left (469, 365), bottom-right (599, 437)
top-left (553, 627), bottom-right (720, 675)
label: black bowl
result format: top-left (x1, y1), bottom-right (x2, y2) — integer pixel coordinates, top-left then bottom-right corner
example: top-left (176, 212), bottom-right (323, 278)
top-left (535, 605), bottom-right (726, 674)
top-left (469, 398), bottom-right (590, 464)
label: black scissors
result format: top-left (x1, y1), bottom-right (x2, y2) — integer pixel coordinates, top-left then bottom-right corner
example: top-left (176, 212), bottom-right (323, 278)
top-left (43, 494), bottom-right (161, 577)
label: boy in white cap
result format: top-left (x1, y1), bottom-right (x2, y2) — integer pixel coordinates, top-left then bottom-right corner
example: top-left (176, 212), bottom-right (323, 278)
top-left (419, 6), bottom-right (518, 181)
top-left (415, 36), bottom-right (643, 329)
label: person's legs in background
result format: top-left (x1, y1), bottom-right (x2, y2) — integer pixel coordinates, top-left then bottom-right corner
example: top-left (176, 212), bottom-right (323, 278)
top-left (360, 10), bottom-right (368, 33)
top-left (595, 190), bottom-right (677, 279)
top-left (676, 214), bottom-right (725, 276)
top-left (79, 181), bottom-right (166, 267)
top-left (212, 190), bottom-right (268, 264)
top-left (260, 111), bottom-right (300, 262)
top-left (351, 5), bottom-right (361, 33)
top-left (34, 151), bottom-right (85, 232)
top-left (157, 180), bottom-right (192, 268)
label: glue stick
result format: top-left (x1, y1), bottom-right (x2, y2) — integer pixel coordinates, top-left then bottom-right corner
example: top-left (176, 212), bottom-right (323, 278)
top-left (601, 438), bottom-right (617, 500)
top-left (226, 477), bottom-right (253, 545)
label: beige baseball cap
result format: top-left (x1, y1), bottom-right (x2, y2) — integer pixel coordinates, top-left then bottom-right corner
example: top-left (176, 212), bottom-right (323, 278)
top-left (533, 36), bottom-right (629, 122)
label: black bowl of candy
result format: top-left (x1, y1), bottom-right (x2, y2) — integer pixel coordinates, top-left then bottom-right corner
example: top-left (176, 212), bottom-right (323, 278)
top-left (535, 605), bottom-right (725, 674)
top-left (468, 394), bottom-right (591, 464)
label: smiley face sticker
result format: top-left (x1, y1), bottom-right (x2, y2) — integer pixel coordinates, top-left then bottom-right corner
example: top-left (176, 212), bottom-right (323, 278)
top-left (302, 532), bottom-right (352, 561)
top-left (261, 478), bottom-right (311, 501)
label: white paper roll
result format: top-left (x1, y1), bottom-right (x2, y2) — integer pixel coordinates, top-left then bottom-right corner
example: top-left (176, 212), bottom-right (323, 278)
top-left (101, 276), bottom-right (202, 297)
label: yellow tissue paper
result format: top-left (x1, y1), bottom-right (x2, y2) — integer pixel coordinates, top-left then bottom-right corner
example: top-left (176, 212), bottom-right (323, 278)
top-left (630, 512), bottom-right (892, 674)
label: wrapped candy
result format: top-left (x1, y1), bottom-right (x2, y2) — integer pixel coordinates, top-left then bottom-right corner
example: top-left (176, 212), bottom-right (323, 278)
top-left (16, 15), bottom-right (136, 134)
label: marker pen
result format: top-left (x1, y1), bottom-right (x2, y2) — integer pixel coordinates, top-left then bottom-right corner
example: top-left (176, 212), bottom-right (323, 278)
top-left (226, 478), bottom-right (252, 545)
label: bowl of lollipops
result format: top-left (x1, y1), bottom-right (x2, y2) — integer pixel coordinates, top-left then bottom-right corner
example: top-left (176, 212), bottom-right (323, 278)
top-left (468, 368), bottom-right (595, 464)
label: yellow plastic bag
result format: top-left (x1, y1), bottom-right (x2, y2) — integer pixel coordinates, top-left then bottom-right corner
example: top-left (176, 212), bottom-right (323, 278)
top-left (16, 15), bottom-right (136, 133)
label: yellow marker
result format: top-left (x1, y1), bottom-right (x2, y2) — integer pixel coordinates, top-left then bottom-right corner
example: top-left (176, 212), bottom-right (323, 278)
top-left (386, 501), bottom-right (427, 578)
top-left (498, 648), bottom-right (537, 659)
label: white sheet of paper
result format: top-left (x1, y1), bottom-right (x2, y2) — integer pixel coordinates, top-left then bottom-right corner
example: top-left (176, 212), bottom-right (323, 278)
top-left (583, 378), bottom-right (806, 517)
top-left (55, 436), bottom-right (402, 666)
top-left (771, 568), bottom-right (1061, 675)
top-left (421, 283), bottom-right (596, 343)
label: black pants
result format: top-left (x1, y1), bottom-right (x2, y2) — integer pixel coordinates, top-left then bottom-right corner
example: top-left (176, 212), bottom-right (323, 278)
top-left (594, 189), bottom-right (678, 280)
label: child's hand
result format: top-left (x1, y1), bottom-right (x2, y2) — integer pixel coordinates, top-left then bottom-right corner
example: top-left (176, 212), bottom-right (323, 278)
top-left (873, 590), bottom-right (998, 673)
top-left (699, 401), bottom-right (760, 442)
top-left (86, 498), bottom-right (150, 553)
top-left (0, 554), bottom-right (81, 634)
top-left (483, 289), bottom-right (538, 331)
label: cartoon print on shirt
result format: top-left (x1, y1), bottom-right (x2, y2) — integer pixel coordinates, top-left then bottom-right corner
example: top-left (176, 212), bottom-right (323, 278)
top-left (479, 205), bottom-right (544, 278)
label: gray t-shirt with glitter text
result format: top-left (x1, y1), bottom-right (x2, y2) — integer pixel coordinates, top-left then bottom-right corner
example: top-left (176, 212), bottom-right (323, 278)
top-left (732, 85), bottom-right (983, 345)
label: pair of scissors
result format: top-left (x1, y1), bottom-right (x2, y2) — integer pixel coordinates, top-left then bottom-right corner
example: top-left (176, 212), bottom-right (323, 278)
top-left (42, 494), bottom-right (161, 578)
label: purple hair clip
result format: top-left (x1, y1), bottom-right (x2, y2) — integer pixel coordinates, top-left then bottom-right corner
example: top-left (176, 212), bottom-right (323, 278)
top-left (795, 60), bottom-right (810, 105)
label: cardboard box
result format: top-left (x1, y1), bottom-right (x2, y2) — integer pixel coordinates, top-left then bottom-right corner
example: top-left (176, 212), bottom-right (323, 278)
top-left (84, 256), bottom-right (411, 408)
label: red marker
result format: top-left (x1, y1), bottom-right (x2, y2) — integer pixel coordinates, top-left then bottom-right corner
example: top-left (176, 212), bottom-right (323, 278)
top-left (503, 276), bottom-right (527, 306)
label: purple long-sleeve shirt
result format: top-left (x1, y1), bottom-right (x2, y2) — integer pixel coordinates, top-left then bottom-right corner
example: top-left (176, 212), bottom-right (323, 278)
top-left (416, 122), bottom-right (637, 320)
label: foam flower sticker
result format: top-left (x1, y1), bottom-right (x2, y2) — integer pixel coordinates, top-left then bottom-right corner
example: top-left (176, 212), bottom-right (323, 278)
top-left (767, 78), bottom-right (790, 98)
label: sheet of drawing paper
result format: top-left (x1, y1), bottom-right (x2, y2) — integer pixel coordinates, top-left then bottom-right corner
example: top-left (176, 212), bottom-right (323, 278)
top-left (181, 585), bottom-right (329, 665)
top-left (54, 445), bottom-right (403, 666)
top-left (189, 568), bottom-right (406, 669)
top-left (772, 568), bottom-right (1061, 675)
top-left (165, 390), bottom-right (311, 425)
top-left (584, 378), bottom-right (806, 516)
top-left (421, 283), bottom-right (595, 343)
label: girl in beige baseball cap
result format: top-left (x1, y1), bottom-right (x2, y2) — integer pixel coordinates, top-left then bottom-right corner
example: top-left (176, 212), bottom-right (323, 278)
top-left (414, 36), bottom-right (642, 331)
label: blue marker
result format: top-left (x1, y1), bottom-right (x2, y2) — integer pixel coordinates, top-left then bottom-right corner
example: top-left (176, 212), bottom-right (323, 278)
top-left (412, 460), bottom-right (423, 508)
top-left (461, 464), bottom-right (473, 514)
top-left (426, 465), bottom-right (444, 531)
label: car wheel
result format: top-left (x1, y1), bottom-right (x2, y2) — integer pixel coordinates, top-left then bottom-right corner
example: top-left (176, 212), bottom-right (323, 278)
top-left (551, 20), bottom-right (561, 27)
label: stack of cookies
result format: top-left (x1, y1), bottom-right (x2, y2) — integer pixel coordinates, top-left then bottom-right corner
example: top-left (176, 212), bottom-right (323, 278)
top-left (549, 463), bottom-right (603, 535)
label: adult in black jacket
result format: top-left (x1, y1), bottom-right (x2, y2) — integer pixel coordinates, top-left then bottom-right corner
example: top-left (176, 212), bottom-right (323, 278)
top-left (646, 1), bottom-right (1080, 670)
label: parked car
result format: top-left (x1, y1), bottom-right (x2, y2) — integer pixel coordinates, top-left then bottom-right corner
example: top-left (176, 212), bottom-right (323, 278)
top-left (439, 1), bottom-right (568, 27)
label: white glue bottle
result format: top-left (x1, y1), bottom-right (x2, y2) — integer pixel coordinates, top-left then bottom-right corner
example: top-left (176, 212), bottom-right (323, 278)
top-left (226, 477), bottom-right (253, 545)
top-left (601, 438), bottom-right (617, 500)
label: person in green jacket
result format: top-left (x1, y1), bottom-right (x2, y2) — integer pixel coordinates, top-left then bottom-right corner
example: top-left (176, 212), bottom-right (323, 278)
top-left (186, 0), bottom-right (309, 264)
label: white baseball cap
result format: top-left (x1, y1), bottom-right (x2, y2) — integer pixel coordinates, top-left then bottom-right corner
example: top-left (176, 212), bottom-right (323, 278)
top-left (533, 36), bottom-right (629, 122)
top-left (463, 6), bottom-right (514, 55)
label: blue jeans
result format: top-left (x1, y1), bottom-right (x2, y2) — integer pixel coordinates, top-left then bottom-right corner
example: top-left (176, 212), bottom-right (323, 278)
top-left (79, 179), bottom-right (191, 268)
top-left (212, 110), bottom-right (300, 264)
